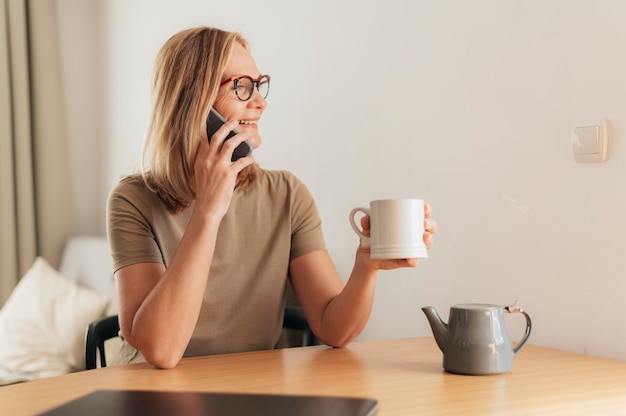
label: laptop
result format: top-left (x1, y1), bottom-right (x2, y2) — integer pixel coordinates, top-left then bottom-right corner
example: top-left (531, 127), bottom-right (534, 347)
top-left (39, 390), bottom-right (379, 416)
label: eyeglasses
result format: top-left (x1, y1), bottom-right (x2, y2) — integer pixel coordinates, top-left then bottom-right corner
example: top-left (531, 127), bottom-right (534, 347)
top-left (220, 74), bottom-right (271, 101)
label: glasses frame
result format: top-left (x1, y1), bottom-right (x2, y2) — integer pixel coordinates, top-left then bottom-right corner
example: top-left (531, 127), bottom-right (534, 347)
top-left (219, 74), bottom-right (271, 101)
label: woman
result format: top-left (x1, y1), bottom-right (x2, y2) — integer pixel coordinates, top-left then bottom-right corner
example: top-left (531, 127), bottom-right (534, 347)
top-left (107, 26), bottom-right (436, 369)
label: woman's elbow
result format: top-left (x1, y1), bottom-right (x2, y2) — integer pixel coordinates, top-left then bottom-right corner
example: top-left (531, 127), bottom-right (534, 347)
top-left (123, 332), bottom-right (183, 369)
top-left (317, 331), bottom-right (357, 349)
top-left (140, 346), bottom-right (182, 369)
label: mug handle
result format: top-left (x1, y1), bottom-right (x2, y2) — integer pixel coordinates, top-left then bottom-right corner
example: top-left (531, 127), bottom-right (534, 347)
top-left (349, 207), bottom-right (370, 247)
top-left (506, 303), bottom-right (532, 355)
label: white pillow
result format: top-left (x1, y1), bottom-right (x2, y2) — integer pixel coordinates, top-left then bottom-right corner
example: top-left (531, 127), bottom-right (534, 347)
top-left (0, 257), bottom-right (108, 382)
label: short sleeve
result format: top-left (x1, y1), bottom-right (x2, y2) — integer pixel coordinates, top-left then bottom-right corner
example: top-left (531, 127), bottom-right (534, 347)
top-left (287, 174), bottom-right (327, 259)
top-left (106, 176), bottom-right (165, 272)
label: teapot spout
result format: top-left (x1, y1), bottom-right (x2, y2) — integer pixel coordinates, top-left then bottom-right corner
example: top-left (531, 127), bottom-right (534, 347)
top-left (421, 306), bottom-right (448, 353)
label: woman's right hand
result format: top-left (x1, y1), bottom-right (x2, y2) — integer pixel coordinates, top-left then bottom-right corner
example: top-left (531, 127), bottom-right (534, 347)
top-left (192, 120), bottom-right (255, 220)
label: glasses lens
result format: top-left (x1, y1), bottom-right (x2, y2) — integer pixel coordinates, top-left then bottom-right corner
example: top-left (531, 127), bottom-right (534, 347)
top-left (234, 77), bottom-right (253, 101)
top-left (257, 76), bottom-right (270, 99)
top-left (232, 75), bottom-right (271, 101)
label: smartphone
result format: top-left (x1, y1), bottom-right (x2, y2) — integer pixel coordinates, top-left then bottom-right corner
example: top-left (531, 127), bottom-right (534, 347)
top-left (206, 108), bottom-right (252, 161)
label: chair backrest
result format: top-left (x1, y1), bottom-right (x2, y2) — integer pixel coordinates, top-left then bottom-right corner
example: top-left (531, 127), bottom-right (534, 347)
top-left (84, 315), bottom-right (120, 370)
top-left (282, 306), bottom-right (317, 347)
top-left (85, 306), bottom-right (318, 370)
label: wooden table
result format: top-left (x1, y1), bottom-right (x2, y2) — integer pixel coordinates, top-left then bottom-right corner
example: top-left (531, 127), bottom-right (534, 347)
top-left (2, 337), bottom-right (626, 415)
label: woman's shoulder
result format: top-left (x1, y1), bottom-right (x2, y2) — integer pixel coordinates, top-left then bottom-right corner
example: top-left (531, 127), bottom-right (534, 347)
top-left (110, 174), bottom-right (150, 197)
top-left (108, 174), bottom-right (161, 210)
top-left (257, 168), bottom-right (304, 187)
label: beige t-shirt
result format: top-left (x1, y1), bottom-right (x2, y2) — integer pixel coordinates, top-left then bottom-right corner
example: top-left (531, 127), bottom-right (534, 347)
top-left (106, 169), bottom-right (326, 358)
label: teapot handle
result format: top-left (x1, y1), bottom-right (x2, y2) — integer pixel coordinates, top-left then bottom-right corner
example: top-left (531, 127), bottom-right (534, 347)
top-left (506, 303), bottom-right (532, 355)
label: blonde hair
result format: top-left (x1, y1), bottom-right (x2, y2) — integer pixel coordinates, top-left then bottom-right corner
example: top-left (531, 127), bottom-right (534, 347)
top-left (141, 26), bottom-right (258, 213)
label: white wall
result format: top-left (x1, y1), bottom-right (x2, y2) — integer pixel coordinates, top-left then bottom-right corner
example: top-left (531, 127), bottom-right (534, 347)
top-left (57, 0), bottom-right (626, 361)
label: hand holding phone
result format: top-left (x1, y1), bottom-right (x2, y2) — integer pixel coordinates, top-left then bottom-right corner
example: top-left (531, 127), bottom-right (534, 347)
top-left (206, 108), bottom-right (252, 161)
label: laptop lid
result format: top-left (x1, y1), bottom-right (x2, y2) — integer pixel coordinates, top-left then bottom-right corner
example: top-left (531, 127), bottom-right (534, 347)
top-left (40, 390), bottom-right (379, 416)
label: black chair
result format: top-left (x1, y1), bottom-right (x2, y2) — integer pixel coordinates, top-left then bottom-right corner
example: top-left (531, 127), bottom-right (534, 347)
top-left (85, 306), bottom-right (318, 370)
top-left (282, 305), bottom-right (318, 348)
top-left (84, 315), bottom-right (120, 370)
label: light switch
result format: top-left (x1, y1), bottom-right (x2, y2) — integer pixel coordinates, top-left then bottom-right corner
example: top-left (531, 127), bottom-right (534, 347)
top-left (572, 118), bottom-right (608, 163)
top-left (572, 127), bottom-right (588, 154)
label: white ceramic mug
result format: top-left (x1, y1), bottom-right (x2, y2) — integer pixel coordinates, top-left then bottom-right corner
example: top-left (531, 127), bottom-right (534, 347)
top-left (349, 198), bottom-right (428, 259)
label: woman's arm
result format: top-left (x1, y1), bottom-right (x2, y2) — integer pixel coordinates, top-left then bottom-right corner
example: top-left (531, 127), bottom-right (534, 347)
top-left (115, 124), bottom-right (254, 369)
top-left (289, 204), bottom-right (436, 347)
top-left (115, 210), bottom-right (221, 369)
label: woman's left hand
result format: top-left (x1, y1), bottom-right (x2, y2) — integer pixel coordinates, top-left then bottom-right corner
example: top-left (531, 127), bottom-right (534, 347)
top-left (356, 203), bottom-right (437, 271)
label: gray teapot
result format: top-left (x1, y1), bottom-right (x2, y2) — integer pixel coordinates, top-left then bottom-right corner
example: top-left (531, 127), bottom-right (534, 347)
top-left (422, 302), bottom-right (532, 375)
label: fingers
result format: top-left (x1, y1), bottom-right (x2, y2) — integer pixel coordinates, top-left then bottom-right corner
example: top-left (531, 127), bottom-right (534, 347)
top-left (425, 218), bottom-right (437, 234)
top-left (376, 257), bottom-right (419, 270)
top-left (355, 245), bottom-right (419, 271)
top-left (359, 215), bottom-right (371, 236)
top-left (423, 202), bottom-right (437, 237)
top-left (193, 120), bottom-right (254, 193)
top-left (208, 120), bottom-right (252, 162)
top-left (423, 232), bottom-right (434, 250)
top-left (207, 119), bottom-right (239, 145)
top-left (393, 258), bottom-right (418, 268)
top-left (423, 203), bottom-right (436, 249)
top-left (423, 218), bottom-right (435, 249)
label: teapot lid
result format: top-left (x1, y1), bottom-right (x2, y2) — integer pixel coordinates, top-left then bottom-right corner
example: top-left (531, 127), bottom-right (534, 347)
top-left (452, 301), bottom-right (523, 312)
top-left (452, 303), bottom-right (503, 310)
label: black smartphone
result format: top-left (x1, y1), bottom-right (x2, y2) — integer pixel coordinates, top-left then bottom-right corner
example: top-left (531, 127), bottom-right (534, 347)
top-left (206, 108), bottom-right (252, 161)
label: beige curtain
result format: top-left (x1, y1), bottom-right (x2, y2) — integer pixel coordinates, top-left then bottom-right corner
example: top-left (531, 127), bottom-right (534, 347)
top-left (0, 0), bottom-right (36, 305)
top-left (28, 0), bottom-right (74, 267)
top-left (0, 0), bottom-right (74, 305)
